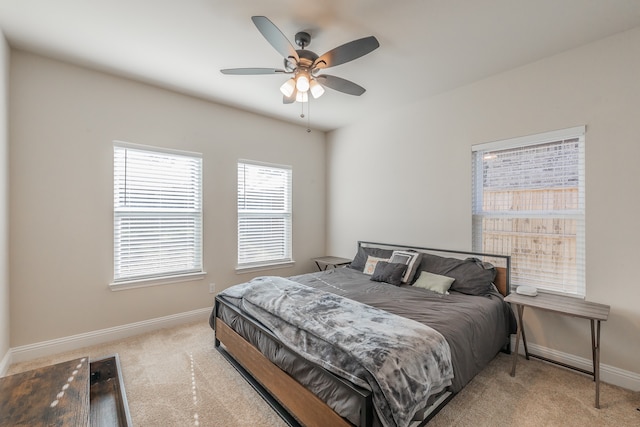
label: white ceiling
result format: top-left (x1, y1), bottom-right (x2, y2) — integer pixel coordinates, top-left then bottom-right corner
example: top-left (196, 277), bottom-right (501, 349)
top-left (1, 0), bottom-right (640, 131)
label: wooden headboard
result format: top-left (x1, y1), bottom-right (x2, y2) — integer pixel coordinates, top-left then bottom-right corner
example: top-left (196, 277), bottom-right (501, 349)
top-left (357, 241), bottom-right (511, 297)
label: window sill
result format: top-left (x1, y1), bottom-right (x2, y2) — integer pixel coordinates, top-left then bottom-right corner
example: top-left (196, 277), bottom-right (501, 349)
top-left (235, 261), bottom-right (295, 274)
top-left (110, 271), bottom-right (207, 291)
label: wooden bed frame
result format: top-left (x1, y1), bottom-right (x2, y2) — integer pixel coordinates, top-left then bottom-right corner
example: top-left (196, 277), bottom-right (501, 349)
top-left (213, 242), bottom-right (511, 427)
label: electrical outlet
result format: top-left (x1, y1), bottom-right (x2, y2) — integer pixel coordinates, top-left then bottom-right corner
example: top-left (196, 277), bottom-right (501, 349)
top-left (209, 283), bottom-right (216, 294)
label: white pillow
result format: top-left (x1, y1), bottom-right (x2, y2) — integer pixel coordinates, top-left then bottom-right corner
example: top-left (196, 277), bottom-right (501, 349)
top-left (412, 271), bottom-right (455, 294)
top-left (389, 250), bottom-right (422, 283)
top-left (363, 256), bottom-right (389, 275)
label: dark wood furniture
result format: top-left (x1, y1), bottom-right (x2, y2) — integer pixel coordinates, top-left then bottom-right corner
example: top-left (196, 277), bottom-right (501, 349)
top-left (0, 357), bottom-right (90, 426)
top-left (505, 292), bottom-right (610, 408)
top-left (312, 256), bottom-right (352, 271)
top-left (0, 354), bottom-right (131, 426)
top-left (89, 354), bottom-right (132, 426)
top-left (215, 242), bottom-right (512, 427)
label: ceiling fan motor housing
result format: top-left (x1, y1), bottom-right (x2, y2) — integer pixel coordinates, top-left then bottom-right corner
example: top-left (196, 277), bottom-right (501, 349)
top-left (284, 48), bottom-right (318, 72)
top-left (294, 31), bottom-right (311, 48)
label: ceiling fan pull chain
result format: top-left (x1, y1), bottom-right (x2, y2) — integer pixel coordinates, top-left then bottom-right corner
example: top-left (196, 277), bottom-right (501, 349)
top-left (307, 98), bottom-right (311, 133)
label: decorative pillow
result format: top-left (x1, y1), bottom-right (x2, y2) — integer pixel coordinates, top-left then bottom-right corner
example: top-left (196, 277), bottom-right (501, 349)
top-left (412, 271), bottom-right (455, 294)
top-left (389, 250), bottom-right (423, 283)
top-left (370, 261), bottom-right (408, 286)
top-left (416, 253), bottom-right (496, 296)
top-left (363, 256), bottom-right (389, 275)
top-left (348, 246), bottom-right (394, 272)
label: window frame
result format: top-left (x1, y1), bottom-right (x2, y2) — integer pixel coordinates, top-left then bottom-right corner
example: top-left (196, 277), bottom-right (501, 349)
top-left (112, 141), bottom-right (205, 290)
top-left (472, 126), bottom-right (586, 297)
top-left (236, 159), bottom-right (293, 272)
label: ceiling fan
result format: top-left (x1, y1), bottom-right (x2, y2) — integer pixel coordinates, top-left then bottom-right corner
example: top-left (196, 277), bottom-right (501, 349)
top-left (221, 16), bottom-right (380, 104)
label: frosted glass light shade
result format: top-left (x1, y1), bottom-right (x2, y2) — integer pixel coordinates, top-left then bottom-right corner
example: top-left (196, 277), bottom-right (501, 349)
top-left (309, 79), bottom-right (325, 98)
top-left (280, 78), bottom-right (296, 97)
top-left (296, 74), bottom-right (310, 92)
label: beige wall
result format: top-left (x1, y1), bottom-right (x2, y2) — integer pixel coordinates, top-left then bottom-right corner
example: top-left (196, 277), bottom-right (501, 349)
top-left (7, 23), bottom-right (639, 383)
top-left (9, 51), bottom-right (326, 347)
top-left (0, 30), bottom-right (9, 363)
top-left (327, 27), bottom-right (640, 375)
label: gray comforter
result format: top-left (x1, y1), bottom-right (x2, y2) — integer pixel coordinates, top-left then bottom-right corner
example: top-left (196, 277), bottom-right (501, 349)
top-left (289, 268), bottom-right (513, 393)
top-left (214, 267), bottom-right (514, 426)
top-left (220, 276), bottom-right (454, 427)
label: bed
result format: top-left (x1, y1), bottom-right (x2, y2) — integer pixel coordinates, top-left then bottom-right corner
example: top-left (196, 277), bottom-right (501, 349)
top-left (210, 241), bottom-right (515, 427)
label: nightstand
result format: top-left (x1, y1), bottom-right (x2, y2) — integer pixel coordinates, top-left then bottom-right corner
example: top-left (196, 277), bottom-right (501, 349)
top-left (313, 256), bottom-right (352, 271)
top-left (505, 292), bottom-right (610, 408)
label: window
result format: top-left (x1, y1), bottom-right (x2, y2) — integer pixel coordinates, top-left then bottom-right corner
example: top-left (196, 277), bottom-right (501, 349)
top-left (113, 142), bottom-right (203, 287)
top-left (472, 126), bottom-right (585, 297)
top-left (237, 160), bottom-right (292, 270)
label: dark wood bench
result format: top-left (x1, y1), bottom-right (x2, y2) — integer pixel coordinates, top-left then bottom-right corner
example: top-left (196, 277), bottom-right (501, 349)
top-left (0, 354), bottom-right (131, 426)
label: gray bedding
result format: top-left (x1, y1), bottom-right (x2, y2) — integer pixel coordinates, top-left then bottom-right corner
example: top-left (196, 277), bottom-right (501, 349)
top-left (289, 268), bottom-right (513, 392)
top-left (220, 276), bottom-right (454, 427)
top-left (213, 267), bottom-right (513, 426)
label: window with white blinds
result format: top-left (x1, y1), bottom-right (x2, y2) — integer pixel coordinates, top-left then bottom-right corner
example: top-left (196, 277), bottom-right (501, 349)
top-left (237, 160), bottom-right (292, 269)
top-left (113, 143), bottom-right (203, 284)
top-left (472, 126), bottom-right (586, 297)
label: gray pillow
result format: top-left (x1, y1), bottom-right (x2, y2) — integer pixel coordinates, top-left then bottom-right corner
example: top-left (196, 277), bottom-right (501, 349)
top-left (416, 253), bottom-right (496, 296)
top-left (370, 261), bottom-right (408, 286)
top-left (348, 246), bottom-right (394, 272)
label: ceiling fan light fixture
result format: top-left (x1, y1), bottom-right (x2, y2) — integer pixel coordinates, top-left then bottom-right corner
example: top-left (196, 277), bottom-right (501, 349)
top-left (280, 78), bottom-right (296, 97)
top-left (296, 73), bottom-right (310, 92)
top-left (309, 79), bottom-right (325, 99)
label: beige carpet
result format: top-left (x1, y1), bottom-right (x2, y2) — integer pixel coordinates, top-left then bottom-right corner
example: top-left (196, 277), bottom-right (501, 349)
top-left (6, 320), bottom-right (640, 427)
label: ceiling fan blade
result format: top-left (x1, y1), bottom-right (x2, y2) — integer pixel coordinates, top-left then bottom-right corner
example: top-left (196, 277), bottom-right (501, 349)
top-left (220, 68), bottom-right (287, 75)
top-left (251, 16), bottom-right (299, 62)
top-left (314, 36), bottom-right (379, 69)
top-left (316, 75), bottom-right (366, 96)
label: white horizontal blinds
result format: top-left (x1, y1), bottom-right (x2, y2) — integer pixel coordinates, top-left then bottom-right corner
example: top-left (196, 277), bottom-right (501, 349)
top-left (114, 144), bottom-right (203, 282)
top-left (237, 161), bottom-right (292, 267)
top-left (472, 127), bottom-right (585, 296)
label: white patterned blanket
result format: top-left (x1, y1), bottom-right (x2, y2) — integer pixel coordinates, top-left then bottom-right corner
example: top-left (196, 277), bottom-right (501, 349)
top-left (221, 276), bottom-right (453, 427)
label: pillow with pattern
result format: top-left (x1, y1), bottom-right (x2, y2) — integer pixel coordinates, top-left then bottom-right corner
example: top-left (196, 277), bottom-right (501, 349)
top-left (349, 246), bottom-right (394, 272)
top-left (363, 255), bottom-right (389, 275)
top-left (389, 250), bottom-right (423, 283)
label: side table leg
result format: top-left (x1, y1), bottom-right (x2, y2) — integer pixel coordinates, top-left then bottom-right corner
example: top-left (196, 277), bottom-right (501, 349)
top-left (593, 319), bottom-right (602, 409)
top-left (511, 304), bottom-right (525, 376)
top-left (519, 305), bottom-right (529, 360)
top-left (591, 319), bottom-right (597, 380)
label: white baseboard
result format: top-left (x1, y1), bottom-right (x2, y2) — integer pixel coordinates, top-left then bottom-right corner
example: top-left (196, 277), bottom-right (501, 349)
top-left (511, 336), bottom-right (640, 391)
top-left (5, 310), bottom-right (639, 393)
top-left (8, 307), bottom-right (211, 366)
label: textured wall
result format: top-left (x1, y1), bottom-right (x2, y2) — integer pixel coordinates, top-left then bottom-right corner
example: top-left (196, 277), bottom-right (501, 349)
top-left (9, 51), bottom-right (326, 347)
top-left (327, 27), bottom-right (640, 377)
